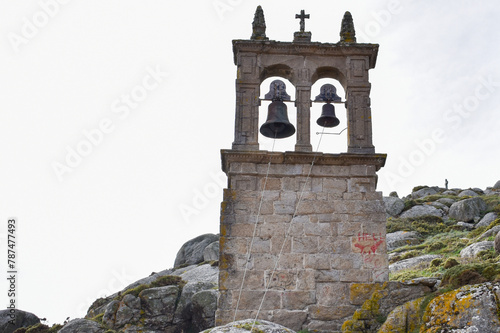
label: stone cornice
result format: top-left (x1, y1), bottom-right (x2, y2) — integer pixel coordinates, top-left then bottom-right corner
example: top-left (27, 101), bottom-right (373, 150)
top-left (221, 149), bottom-right (387, 173)
top-left (232, 39), bottom-right (379, 69)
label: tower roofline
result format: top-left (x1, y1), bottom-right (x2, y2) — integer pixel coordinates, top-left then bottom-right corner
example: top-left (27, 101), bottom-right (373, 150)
top-left (232, 39), bottom-right (379, 69)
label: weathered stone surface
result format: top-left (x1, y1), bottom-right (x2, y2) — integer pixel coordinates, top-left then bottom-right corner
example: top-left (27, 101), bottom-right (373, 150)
top-left (458, 189), bottom-right (479, 197)
top-left (58, 319), bottom-right (105, 333)
top-left (437, 197), bottom-right (455, 207)
top-left (174, 281), bottom-right (217, 325)
top-left (389, 255), bottom-right (441, 273)
top-left (442, 190), bottom-right (458, 196)
top-left (88, 264), bottom-right (218, 333)
top-left (102, 300), bottom-right (120, 328)
top-left (460, 241), bottom-right (494, 258)
top-left (0, 309), bottom-right (40, 333)
top-left (389, 191), bottom-right (398, 197)
top-left (476, 212), bottom-right (498, 228)
top-left (472, 187), bottom-right (484, 194)
top-left (378, 297), bottom-right (423, 333)
top-left (386, 231), bottom-right (420, 251)
top-left (174, 233), bottom-right (219, 267)
top-left (201, 319), bottom-right (295, 333)
top-left (203, 241), bottom-right (220, 261)
top-left (411, 187), bottom-right (438, 199)
top-left (400, 205), bottom-right (443, 219)
top-left (448, 197), bottom-right (487, 222)
top-left (456, 221), bottom-right (475, 230)
top-left (342, 281), bottom-right (432, 333)
top-left (174, 262), bottom-right (218, 285)
top-left (493, 180), bottom-right (500, 189)
top-left (429, 201), bottom-right (448, 213)
top-left (405, 277), bottom-right (441, 290)
top-left (114, 294), bottom-right (141, 328)
top-left (383, 196), bottom-right (404, 217)
top-left (495, 232), bottom-right (500, 254)
top-left (479, 225), bottom-right (500, 241)
top-left (140, 286), bottom-right (180, 326)
top-left (192, 290), bottom-right (218, 330)
top-left (422, 283), bottom-right (500, 332)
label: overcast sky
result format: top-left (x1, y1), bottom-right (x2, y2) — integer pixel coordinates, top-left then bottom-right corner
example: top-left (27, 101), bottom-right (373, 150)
top-left (1, 0), bottom-right (499, 325)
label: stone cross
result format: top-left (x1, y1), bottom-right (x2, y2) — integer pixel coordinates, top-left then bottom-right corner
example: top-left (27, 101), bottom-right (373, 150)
top-left (295, 10), bottom-right (309, 32)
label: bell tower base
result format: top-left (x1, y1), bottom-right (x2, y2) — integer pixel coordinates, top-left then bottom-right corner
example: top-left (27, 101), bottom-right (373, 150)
top-left (216, 150), bottom-right (388, 332)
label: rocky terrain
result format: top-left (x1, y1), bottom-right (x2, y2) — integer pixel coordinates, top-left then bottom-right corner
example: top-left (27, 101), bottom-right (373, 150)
top-left (3, 181), bottom-right (500, 333)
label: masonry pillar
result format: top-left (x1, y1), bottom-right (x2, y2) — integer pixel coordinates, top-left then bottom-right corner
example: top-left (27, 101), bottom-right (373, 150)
top-left (346, 57), bottom-right (375, 154)
top-left (232, 57), bottom-right (260, 151)
top-left (295, 84), bottom-right (313, 152)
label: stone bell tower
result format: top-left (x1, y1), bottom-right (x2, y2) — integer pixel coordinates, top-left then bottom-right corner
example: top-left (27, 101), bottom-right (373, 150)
top-left (217, 7), bottom-right (388, 332)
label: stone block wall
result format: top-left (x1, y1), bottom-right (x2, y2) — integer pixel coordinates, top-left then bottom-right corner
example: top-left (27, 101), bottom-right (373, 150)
top-left (216, 151), bottom-right (388, 332)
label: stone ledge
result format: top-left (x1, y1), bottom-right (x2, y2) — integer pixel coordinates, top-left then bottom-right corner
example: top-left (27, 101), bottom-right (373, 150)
top-left (221, 150), bottom-right (386, 173)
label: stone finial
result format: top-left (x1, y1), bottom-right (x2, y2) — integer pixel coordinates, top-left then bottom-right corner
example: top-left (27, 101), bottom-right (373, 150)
top-left (340, 11), bottom-right (356, 43)
top-left (251, 5), bottom-right (268, 40)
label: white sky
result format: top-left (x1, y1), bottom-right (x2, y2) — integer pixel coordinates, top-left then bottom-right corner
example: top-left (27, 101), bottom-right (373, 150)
top-left (1, 0), bottom-right (499, 325)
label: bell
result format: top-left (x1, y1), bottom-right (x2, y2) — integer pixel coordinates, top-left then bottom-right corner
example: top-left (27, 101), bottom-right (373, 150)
top-left (316, 103), bottom-right (340, 128)
top-left (260, 100), bottom-right (295, 138)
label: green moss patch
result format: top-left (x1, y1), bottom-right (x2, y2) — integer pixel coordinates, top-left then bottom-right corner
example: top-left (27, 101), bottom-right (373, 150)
top-left (441, 263), bottom-right (500, 288)
top-left (120, 275), bottom-right (185, 299)
top-left (13, 324), bottom-right (64, 333)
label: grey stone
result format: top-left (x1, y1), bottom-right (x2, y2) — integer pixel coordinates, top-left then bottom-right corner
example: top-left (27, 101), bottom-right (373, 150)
top-left (174, 233), bottom-right (219, 267)
top-left (404, 277), bottom-right (441, 290)
top-left (448, 197), bottom-right (487, 222)
top-left (472, 187), bottom-right (484, 194)
top-left (429, 201), bottom-right (449, 213)
top-left (174, 281), bottom-right (217, 325)
top-left (192, 290), bottom-right (218, 329)
top-left (386, 231), bottom-right (421, 251)
top-left (389, 255), bottom-right (441, 273)
top-left (117, 268), bottom-right (174, 298)
top-left (175, 263), bottom-right (219, 285)
top-left (493, 180), bottom-right (500, 189)
top-left (58, 319), bottom-right (105, 333)
top-left (458, 189), bottom-right (479, 197)
top-left (383, 196), bottom-right (405, 217)
top-left (460, 241), bottom-right (494, 258)
top-left (203, 241), bottom-right (219, 262)
top-left (378, 297), bottom-right (423, 333)
top-left (400, 205), bottom-right (443, 219)
top-left (411, 187), bottom-right (438, 199)
top-left (140, 285), bottom-right (180, 327)
top-left (437, 197), bottom-right (456, 207)
top-left (344, 281), bottom-right (433, 333)
top-left (442, 190), bottom-right (458, 196)
top-left (478, 226), bottom-right (500, 241)
top-left (200, 319), bottom-right (296, 333)
top-left (484, 188), bottom-right (498, 195)
top-left (495, 232), bottom-right (500, 254)
top-left (456, 222), bottom-right (475, 230)
top-left (102, 300), bottom-right (120, 328)
top-left (423, 283), bottom-right (500, 332)
top-left (114, 294), bottom-right (141, 328)
top-left (0, 309), bottom-right (40, 333)
top-left (476, 212), bottom-right (498, 228)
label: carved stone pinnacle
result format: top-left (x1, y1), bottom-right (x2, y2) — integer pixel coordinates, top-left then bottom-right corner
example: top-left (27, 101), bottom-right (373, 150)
top-left (340, 11), bottom-right (356, 43)
top-left (251, 5), bottom-right (268, 40)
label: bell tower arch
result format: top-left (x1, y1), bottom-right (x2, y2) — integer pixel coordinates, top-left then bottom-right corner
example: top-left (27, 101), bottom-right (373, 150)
top-left (218, 7), bottom-right (388, 332)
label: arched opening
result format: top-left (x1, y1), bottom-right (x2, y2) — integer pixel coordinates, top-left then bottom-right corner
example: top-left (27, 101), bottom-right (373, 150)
top-left (311, 66), bottom-right (347, 89)
top-left (311, 78), bottom-right (347, 154)
top-left (258, 76), bottom-right (296, 152)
